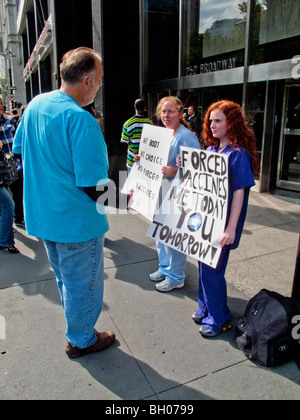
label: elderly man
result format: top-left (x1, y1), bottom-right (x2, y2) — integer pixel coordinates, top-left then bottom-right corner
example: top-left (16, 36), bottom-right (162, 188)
top-left (13, 47), bottom-right (116, 358)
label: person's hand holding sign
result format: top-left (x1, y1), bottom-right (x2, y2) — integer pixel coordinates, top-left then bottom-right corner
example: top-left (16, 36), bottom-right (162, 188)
top-left (162, 164), bottom-right (178, 178)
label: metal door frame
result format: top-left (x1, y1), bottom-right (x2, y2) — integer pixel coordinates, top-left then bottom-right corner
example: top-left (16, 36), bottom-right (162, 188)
top-left (277, 84), bottom-right (300, 192)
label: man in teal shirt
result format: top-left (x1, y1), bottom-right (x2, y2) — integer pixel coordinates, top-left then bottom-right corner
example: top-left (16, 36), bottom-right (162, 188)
top-left (13, 47), bottom-right (115, 358)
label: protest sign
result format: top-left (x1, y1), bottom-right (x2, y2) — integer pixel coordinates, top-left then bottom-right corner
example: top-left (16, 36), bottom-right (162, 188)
top-left (147, 147), bottom-right (228, 268)
top-left (122, 125), bottom-right (173, 220)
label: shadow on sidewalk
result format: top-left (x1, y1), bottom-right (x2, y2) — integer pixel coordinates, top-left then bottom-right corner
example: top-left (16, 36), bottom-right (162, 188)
top-left (73, 341), bottom-right (214, 400)
top-left (246, 203), bottom-right (300, 232)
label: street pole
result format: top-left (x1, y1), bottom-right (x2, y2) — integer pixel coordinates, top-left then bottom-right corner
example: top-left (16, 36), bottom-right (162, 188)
top-left (292, 234), bottom-right (300, 301)
top-left (8, 68), bottom-right (14, 107)
top-left (8, 51), bottom-right (16, 109)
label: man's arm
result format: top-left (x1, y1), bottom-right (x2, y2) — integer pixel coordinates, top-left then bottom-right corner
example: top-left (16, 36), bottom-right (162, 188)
top-left (84, 182), bottom-right (133, 209)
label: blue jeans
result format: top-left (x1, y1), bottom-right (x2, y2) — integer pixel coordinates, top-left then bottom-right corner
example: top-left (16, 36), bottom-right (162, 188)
top-left (197, 246), bottom-right (232, 332)
top-left (43, 236), bottom-right (105, 349)
top-left (156, 241), bottom-right (186, 285)
top-left (0, 187), bottom-right (15, 247)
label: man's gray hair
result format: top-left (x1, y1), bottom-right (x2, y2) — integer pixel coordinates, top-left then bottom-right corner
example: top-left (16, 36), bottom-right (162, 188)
top-left (60, 47), bottom-right (102, 85)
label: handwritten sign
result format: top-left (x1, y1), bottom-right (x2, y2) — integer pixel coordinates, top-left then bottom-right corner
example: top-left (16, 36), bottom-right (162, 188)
top-left (122, 125), bottom-right (173, 220)
top-left (147, 147), bottom-right (229, 268)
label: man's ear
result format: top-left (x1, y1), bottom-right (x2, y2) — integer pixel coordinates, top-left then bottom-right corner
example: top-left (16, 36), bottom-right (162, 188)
top-left (82, 75), bottom-right (90, 88)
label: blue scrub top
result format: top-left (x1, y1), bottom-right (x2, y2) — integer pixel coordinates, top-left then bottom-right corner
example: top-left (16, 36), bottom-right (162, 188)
top-left (207, 144), bottom-right (255, 250)
top-left (13, 90), bottom-right (110, 243)
top-left (167, 124), bottom-right (200, 179)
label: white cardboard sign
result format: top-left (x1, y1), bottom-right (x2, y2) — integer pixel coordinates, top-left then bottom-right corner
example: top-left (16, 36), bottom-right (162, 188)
top-left (122, 125), bottom-right (173, 220)
top-left (147, 147), bottom-right (229, 268)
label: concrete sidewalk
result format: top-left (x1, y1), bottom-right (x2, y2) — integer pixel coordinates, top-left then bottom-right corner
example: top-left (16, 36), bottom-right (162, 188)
top-left (0, 191), bottom-right (300, 400)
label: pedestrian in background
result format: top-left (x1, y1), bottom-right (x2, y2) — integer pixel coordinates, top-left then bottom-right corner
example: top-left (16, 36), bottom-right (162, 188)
top-left (186, 105), bottom-right (201, 139)
top-left (0, 140), bottom-right (19, 254)
top-left (13, 47), bottom-right (116, 358)
top-left (11, 109), bottom-right (20, 127)
top-left (150, 96), bottom-right (200, 292)
top-left (0, 98), bottom-right (25, 228)
top-left (121, 99), bottom-right (153, 174)
top-left (193, 100), bottom-right (260, 337)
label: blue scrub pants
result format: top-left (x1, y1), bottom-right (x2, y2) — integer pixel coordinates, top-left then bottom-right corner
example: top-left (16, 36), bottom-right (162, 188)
top-left (196, 245), bottom-right (232, 332)
top-left (157, 241), bottom-right (186, 286)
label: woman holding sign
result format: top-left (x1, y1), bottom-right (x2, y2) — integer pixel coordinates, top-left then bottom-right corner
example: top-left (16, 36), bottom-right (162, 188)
top-left (150, 96), bottom-right (200, 292)
top-left (193, 100), bottom-right (260, 337)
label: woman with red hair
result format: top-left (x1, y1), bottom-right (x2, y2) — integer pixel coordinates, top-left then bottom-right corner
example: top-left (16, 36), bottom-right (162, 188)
top-left (193, 100), bottom-right (259, 337)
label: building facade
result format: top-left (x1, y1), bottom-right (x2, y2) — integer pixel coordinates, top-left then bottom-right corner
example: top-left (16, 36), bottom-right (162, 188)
top-left (142, 0), bottom-right (300, 195)
top-left (0, 0), bottom-right (26, 108)
top-left (3, 0), bottom-right (300, 194)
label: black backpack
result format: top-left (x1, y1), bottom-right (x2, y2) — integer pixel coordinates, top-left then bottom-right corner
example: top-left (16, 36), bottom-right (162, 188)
top-left (236, 289), bottom-right (300, 368)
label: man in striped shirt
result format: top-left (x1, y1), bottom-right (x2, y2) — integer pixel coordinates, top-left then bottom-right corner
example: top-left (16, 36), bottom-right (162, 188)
top-left (121, 99), bottom-right (153, 173)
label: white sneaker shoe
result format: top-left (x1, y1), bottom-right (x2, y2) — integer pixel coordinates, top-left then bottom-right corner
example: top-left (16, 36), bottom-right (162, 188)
top-left (150, 271), bottom-right (166, 282)
top-left (155, 280), bottom-right (184, 292)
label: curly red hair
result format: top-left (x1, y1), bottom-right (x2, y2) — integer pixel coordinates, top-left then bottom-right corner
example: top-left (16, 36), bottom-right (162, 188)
top-left (203, 100), bottom-right (260, 178)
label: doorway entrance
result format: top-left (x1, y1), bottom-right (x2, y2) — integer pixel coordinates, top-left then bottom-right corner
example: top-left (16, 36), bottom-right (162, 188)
top-left (277, 85), bottom-right (300, 191)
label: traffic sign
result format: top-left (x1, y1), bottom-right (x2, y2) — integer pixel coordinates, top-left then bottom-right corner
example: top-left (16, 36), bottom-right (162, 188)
top-left (8, 94), bottom-right (15, 101)
top-left (6, 86), bottom-right (17, 91)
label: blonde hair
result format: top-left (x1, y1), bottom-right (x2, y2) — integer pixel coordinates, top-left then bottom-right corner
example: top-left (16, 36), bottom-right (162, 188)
top-left (156, 96), bottom-right (191, 130)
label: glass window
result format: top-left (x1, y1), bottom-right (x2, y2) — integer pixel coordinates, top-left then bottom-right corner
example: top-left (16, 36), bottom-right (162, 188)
top-left (259, 0), bottom-right (300, 44)
top-left (251, 0), bottom-right (300, 64)
top-left (143, 0), bottom-right (179, 83)
top-left (179, 84), bottom-right (243, 147)
top-left (183, 0), bottom-right (246, 77)
top-left (36, 0), bottom-right (49, 38)
top-left (246, 82), bottom-right (266, 164)
top-left (279, 86), bottom-right (300, 186)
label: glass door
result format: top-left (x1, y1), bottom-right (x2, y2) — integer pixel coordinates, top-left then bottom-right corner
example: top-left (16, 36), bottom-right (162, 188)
top-left (277, 85), bottom-right (300, 191)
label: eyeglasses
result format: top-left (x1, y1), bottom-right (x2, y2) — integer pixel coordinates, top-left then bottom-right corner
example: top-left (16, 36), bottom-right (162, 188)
top-left (161, 110), bottom-right (179, 115)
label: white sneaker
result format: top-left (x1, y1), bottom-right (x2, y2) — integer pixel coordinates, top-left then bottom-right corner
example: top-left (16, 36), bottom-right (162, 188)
top-left (155, 280), bottom-right (184, 292)
top-left (150, 271), bottom-right (166, 282)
